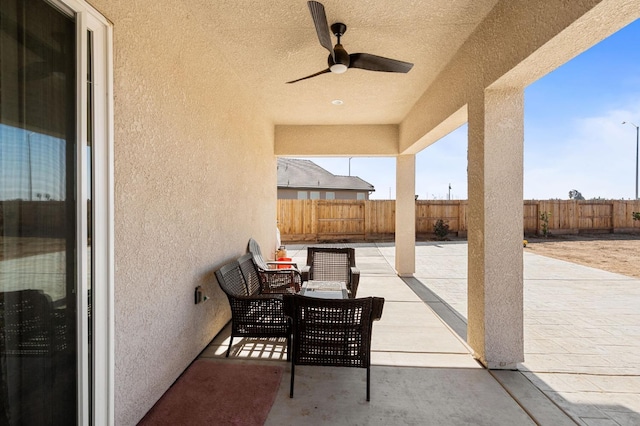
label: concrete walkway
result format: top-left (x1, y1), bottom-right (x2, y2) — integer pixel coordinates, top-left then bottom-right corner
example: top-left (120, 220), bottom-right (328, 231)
top-left (202, 241), bottom-right (640, 425)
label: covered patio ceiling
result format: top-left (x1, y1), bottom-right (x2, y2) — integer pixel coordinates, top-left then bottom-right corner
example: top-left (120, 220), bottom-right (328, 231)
top-left (195, 0), bottom-right (500, 126)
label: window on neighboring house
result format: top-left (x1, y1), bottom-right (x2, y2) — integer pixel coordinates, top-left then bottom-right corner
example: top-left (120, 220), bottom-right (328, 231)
top-left (297, 191), bottom-right (307, 199)
top-left (310, 191), bottom-right (320, 200)
top-left (357, 192), bottom-right (365, 200)
top-left (325, 192), bottom-right (335, 200)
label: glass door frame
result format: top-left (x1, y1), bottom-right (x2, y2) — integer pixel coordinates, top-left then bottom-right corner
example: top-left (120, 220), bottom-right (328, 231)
top-left (47, 0), bottom-right (114, 424)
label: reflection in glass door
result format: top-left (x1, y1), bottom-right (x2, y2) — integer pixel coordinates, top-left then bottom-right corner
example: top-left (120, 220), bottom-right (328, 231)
top-left (0, 0), bottom-right (86, 423)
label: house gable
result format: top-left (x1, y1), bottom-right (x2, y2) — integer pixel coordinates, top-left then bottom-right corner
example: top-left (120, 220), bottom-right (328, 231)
top-left (277, 158), bottom-right (374, 200)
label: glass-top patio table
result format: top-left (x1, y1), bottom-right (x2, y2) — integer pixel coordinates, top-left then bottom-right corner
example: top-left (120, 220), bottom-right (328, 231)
top-left (299, 280), bottom-right (348, 299)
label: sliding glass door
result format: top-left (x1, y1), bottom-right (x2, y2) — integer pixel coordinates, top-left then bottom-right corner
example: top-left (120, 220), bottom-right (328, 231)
top-left (0, 0), bottom-right (112, 424)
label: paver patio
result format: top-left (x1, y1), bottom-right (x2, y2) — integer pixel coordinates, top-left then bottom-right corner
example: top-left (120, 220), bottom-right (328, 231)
top-left (393, 241), bottom-right (640, 426)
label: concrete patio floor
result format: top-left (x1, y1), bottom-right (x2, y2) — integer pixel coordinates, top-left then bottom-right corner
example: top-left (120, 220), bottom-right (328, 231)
top-left (201, 242), bottom-right (640, 425)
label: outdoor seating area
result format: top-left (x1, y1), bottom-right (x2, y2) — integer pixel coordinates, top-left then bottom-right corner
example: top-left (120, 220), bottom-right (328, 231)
top-left (200, 241), bottom-right (640, 425)
top-left (205, 242), bottom-right (542, 424)
top-left (214, 240), bottom-right (387, 401)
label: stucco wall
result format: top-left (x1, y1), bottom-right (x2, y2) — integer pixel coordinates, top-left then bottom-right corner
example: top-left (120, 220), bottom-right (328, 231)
top-left (275, 124), bottom-right (399, 156)
top-left (89, 1), bottom-right (276, 424)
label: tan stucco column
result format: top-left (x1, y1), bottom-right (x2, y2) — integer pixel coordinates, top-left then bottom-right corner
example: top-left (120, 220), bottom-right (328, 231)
top-left (467, 88), bottom-right (524, 369)
top-left (395, 154), bottom-right (416, 276)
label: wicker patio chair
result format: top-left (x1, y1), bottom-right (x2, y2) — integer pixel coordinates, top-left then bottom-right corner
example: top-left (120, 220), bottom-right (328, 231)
top-left (215, 259), bottom-right (291, 358)
top-left (0, 289), bottom-right (63, 415)
top-left (301, 247), bottom-right (360, 298)
top-left (0, 290), bottom-right (57, 357)
top-left (247, 239), bottom-right (302, 294)
top-left (248, 238), bottom-right (299, 269)
top-left (283, 294), bottom-right (384, 401)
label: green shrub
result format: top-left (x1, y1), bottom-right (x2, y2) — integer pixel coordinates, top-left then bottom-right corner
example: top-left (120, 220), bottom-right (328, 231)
top-left (633, 212), bottom-right (640, 221)
top-left (433, 219), bottom-right (450, 240)
top-left (540, 211), bottom-right (551, 237)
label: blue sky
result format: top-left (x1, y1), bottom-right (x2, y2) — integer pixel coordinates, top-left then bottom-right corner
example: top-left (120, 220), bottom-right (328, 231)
top-left (303, 18), bottom-right (640, 200)
top-left (0, 125), bottom-right (67, 201)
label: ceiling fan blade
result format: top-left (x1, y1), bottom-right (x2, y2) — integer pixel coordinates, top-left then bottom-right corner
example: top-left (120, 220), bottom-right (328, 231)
top-left (307, 1), bottom-right (334, 60)
top-left (349, 53), bottom-right (414, 73)
top-left (286, 68), bottom-right (331, 84)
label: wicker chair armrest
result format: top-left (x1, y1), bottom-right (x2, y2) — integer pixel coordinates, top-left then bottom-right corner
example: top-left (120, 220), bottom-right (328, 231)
top-left (260, 268), bottom-right (301, 278)
top-left (259, 269), bottom-right (302, 293)
top-left (371, 297), bottom-right (385, 321)
top-left (350, 267), bottom-right (360, 284)
top-left (348, 267), bottom-right (360, 298)
top-left (266, 260), bottom-right (299, 269)
top-left (230, 293), bottom-right (283, 303)
top-left (301, 265), bottom-right (311, 282)
top-left (250, 293), bottom-right (284, 302)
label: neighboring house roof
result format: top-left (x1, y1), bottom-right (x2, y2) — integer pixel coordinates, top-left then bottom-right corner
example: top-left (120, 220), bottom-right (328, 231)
top-left (277, 158), bottom-right (375, 192)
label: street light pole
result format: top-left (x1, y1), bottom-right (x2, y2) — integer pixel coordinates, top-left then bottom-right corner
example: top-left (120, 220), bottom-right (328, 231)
top-left (348, 157), bottom-right (353, 176)
top-left (622, 121), bottom-right (639, 199)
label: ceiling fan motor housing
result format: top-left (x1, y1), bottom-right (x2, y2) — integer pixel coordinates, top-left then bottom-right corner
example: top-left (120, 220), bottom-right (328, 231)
top-left (328, 44), bottom-right (350, 73)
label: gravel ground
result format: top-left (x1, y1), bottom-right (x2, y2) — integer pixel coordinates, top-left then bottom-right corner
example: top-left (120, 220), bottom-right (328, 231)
top-left (525, 233), bottom-right (640, 279)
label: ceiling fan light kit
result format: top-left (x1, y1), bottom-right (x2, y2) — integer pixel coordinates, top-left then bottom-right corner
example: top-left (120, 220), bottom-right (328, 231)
top-left (330, 62), bottom-right (348, 74)
top-left (286, 0), bottom-right (414, 84)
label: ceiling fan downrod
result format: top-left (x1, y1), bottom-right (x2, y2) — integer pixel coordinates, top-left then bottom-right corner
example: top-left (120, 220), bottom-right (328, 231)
top-left (328, 23), bottom-right (349, 73)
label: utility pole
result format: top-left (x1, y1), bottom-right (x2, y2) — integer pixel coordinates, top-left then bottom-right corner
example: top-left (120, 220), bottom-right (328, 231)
top-left (622, 121), bottom-right (639, 199)
top-left (27, 132), bottom-right (34, 200)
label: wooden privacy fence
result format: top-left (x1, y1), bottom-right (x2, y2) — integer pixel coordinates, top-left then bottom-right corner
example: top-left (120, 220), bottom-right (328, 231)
top-left (277, 199), bottom-right (640, 242)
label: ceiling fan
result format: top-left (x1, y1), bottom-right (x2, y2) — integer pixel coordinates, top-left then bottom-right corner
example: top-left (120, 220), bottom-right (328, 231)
top-left (286, 0), bottom-right (414, 84)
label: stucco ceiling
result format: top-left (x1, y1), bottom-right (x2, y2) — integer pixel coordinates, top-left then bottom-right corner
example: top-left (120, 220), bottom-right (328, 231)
top-left (191, 0), bottom-right (500, 125)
